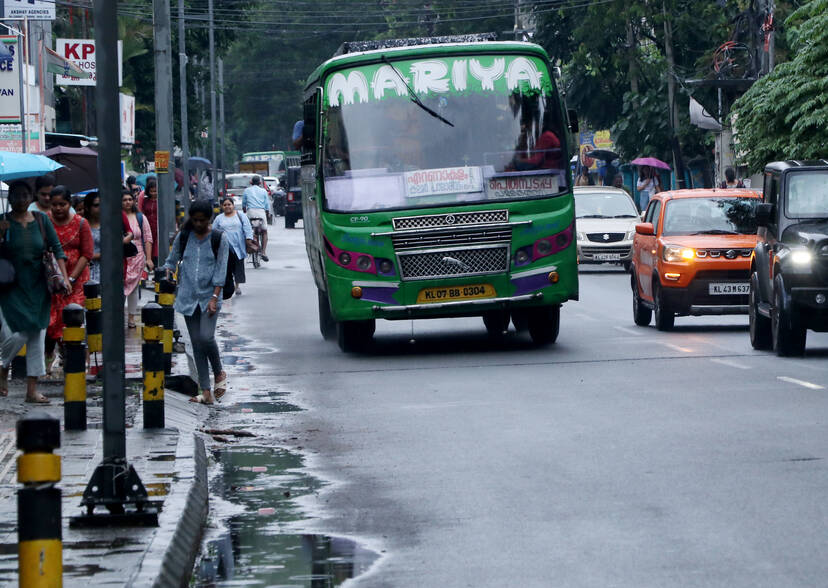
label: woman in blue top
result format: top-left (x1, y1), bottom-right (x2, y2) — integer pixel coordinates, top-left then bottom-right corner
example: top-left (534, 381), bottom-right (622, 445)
top-left (212, 196), bottom-right (254, 296)
top-left (162, 200), bottom-right (229, 405)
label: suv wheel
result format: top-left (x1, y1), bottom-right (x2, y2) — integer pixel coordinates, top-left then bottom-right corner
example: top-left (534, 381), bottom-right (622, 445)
top-left (337, 319), bottom-right (375, 352)
top-left (527, 305), bottom-right (560, 345)
top-left (631, 273), bottom-right (652, 326)
top-left (285, 214), bottom-right (295, 229)
top-left (653, 281), bottom-right (674, 331)
top-left (748, 273), bottom-right (772, 350)
top-left (772, 282), bottom-right (806, 356)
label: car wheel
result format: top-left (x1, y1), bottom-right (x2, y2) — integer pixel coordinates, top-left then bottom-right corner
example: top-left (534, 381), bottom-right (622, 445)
top-left (653, 281), bottom-right (674, 331)
top-left (749, 272), bottom-right (772, 350)
top-left (631, 273), bottom-right (652, 327)
top-left (772, 280), bottom-right (806, 356)
top-left (527, 304), bottom-right (560, 345)
top-left (318, 289), bottom-right (336, 340)
top-left (336, 319), bottom-right (375, 352)
top-left (483, 310), bottom-right (510, 337)
top-left (622, 260), bottom-right (632, 273)
top-left (285, 214), bottom-right (295, 229)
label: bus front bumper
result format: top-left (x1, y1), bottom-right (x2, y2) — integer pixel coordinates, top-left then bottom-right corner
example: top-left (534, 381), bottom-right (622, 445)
top-left (372, 292), bottom-right (543, 318)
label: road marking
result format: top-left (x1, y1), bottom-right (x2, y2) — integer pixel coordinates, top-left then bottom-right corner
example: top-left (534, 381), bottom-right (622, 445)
top-left (663, 343), bottom-right (693, 353)
top-left (573, 312), bottom-right (599, 322)
top-left (614, 326), bottom-right (644, 336)
top-left (777, 376), bottom-right (825, 390)
top-left (710, 358), bottom-right (750, 370)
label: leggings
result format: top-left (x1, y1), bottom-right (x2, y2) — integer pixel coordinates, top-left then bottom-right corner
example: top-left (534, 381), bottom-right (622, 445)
top-left (0, 307), bottom-right (46, 377)
top-left (184, 305), bottom-right (222, 390)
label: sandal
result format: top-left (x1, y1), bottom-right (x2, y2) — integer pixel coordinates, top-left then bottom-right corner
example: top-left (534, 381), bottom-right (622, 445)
top-left (189, 393), bottom-right (214, 405)
top-left (214, 373), bottom-right (228, 399)
top-left (25, 393), bottom-right (50, 404)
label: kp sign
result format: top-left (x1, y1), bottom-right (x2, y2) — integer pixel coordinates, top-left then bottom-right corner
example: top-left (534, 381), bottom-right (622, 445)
top-left (1, 0), bottom-right (55, 20)
top-left (55, 39), bottom-right (123, 86)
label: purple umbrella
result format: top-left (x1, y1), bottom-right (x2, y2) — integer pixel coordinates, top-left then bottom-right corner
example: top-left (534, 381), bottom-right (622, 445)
top-left (631, 157), bottom-right (671, 170)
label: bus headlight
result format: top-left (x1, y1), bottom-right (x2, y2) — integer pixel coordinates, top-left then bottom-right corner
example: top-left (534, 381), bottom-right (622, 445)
top-left (338, 252), bottom-right (352, 266)
top-left (514, 249), bottom-right (531, 266)
top-left (356, 255), bottom-right (372, 271)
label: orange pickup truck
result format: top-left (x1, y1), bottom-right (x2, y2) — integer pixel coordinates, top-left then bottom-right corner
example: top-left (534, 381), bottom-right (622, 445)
top-left (630, 188), bottom-right (763, 330)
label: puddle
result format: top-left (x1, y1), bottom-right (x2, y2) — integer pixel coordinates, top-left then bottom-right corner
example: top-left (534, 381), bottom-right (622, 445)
top-left (194, 445), bottom-right (378, 586)
top-left (232, 401), bottom-right (301, 414)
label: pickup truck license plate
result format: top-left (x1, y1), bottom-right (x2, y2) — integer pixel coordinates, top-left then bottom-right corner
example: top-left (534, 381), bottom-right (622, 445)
top-left (594, 253), bottom-right (621, 261)
top-left (417, 284), bottom-right (495, 304)
top-left (709, 282), bottom-right (749, 295)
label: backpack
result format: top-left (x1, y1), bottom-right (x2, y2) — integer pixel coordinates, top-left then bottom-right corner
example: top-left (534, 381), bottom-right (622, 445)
top-left (179, 228), bottom-right (235, 300)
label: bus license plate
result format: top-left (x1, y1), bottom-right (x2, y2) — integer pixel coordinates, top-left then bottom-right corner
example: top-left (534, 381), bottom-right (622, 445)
top-left (709, 283), bottom-right (749, 295)
top-left (417, 284), bottom-right (495, 304)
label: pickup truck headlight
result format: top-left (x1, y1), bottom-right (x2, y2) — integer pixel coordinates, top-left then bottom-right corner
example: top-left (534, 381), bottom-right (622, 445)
top-left (663, 244), bottom-right (695, 262)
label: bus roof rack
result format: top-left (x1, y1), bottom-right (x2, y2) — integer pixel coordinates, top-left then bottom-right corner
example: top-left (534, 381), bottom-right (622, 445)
top-left (334, 33), bottom-right (498, 56)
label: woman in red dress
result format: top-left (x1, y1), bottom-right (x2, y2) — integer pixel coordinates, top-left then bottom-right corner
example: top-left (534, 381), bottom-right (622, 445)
top-left (139, 176), bottom-right (159, 265)
top-left (45, 187), bottom-right (94, 363)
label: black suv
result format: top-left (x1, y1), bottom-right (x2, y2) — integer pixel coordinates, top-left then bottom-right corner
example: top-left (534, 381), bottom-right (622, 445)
top-left (749, 160), bottom-right (828, 355)
top-left (284, 166), bottom-right (303, 229)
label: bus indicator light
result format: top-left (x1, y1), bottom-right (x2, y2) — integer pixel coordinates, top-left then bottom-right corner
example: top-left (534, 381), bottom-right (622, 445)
top-left (351, 286), bottom-right (363, 299)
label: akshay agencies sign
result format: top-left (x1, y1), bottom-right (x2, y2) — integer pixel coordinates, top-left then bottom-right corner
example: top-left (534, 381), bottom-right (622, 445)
top-left (55, 39), bottom-right (123, 86)
top-left (0, 36), bottom-right (20, 124)
top-left (1, 0), bottom-right (55, 20)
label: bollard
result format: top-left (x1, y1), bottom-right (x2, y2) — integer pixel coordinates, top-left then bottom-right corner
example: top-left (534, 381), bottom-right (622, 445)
top-left (10, 345), bottom-right (26, 380)
top-left (17, 412), bottom-right (62, 587)
top-left (157, 279), bottom-right (176, 375)
top-left (83, 281), bottom-right (102, 356)
top-left (153, 268), bottom-right (165, 302)
top-left (62, 304), bottom-right (87, 431)
top-left (141, 303), bottom-right (165, 429)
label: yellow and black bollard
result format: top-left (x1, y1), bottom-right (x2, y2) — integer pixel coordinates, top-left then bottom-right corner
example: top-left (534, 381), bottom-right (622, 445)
top-left (153, 269), bottom-right (165, 301)
top-left (17, 411), bottom-right (62, 587)
top-left (157, 278), bottom-right (176, 375)
top-left (10, 345), bottom-right (26, 380)
top-left (141, 302), bottom-right (165, 429)
top-left (83, 281), bottom-right (102, 357)
top-left (62, 304), bottom-right (87, 431)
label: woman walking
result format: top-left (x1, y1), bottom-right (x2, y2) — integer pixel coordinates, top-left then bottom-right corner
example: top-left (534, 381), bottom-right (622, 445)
top-left (123, 188), bottom-right (153, 328)
top-left (212, 196), bottom-right (254, 295)
top-left (138, 176), bottom-right (159, 265)
top-left (636, 165), bottom-right (661, 211)
top-left (45, 187), bottom-right (94, 363)
top-left (161, 200), bottom-right (229, 405)
top-left (0, 181), bottom-right (70, 403)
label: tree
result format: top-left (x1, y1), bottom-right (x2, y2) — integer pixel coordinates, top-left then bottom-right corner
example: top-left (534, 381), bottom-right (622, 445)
top-left (730, 0), bottom-right (828, 172)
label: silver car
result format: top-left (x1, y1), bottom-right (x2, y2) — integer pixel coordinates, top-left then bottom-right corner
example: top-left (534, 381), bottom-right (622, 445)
top-left (574, 186), bottom-right (639, 271)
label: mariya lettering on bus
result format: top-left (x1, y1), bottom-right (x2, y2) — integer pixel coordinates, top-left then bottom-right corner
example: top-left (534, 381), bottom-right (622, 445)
top-left (327, 56), bottom-right (547, 106)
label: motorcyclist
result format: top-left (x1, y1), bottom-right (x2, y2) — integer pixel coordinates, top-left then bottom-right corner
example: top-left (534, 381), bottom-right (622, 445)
top-left (242, 175), bottom-right (269, 262)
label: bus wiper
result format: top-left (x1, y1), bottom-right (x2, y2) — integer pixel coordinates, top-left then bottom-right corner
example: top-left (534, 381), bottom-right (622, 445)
top-left (381, 55), bottom-right (454, 128)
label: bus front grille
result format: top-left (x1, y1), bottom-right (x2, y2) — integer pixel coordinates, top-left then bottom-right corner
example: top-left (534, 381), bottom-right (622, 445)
top-left (393, 210), bottom-right (508, 230)
top-left (392, 227), bottom-right (512, 250)
top-left (397, 245), bottom-right (509, 281)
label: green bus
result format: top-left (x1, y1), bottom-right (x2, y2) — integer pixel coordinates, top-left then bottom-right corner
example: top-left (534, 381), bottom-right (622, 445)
top-left (300, 35), bottom-right (578, 351)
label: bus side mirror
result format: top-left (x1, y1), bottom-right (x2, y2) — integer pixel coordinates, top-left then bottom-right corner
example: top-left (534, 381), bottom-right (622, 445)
top-left (567, 109), bottom-right (579, 134)
top-left (756, 203), bottom-right (773, 227)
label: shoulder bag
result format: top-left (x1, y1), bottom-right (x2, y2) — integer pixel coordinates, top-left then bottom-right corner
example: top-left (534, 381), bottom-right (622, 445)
top-left (34, 212), bottom-right (69, 295)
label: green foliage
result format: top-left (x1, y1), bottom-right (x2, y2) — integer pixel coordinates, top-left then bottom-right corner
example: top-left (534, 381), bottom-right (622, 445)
top-left (731, 0), bottom-right (828, 171)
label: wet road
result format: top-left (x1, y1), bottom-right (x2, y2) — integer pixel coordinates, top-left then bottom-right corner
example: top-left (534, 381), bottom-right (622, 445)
top-left (207, 219), bottom-right (828, 587)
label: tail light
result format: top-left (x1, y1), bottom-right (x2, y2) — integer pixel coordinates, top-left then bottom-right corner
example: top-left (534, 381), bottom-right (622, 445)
top-left (287, 192), bottom-right (295, 202)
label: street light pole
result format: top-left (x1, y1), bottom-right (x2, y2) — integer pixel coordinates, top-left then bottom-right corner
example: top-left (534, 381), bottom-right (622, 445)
top-left (72, 0), bottom-right (157, 528)
top-left (209, 0), bottom-right (218, 201)
top-left (218, 57), bottom-right (225, 192)
top-left (154, 0), bottom-right (175, 266)
top-left (178, 0), bottom-right (190, 205)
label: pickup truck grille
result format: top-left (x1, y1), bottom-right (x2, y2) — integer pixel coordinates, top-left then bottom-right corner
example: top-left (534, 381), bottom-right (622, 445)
top-left (393, 210), bottom-right (508, 230)
top-left (398, 245), bottom-right (509, 281)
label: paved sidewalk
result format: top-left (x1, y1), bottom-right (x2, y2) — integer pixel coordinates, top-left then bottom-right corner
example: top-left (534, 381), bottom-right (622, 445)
top-left (0, 322), bottom-right (208, 587)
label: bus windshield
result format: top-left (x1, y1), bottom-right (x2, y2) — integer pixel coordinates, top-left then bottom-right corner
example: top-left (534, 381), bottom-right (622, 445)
top-left (321, 54), bottom-right (568, 213)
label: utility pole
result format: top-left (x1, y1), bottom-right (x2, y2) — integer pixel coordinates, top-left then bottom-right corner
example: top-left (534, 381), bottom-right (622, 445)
top-left (154, 0), bottom-right (175, 266)
top-left (178, 0), bottom-right (190, 202)
top-left (218, 57), bottom-right (226, 191)
top-left (73, 0), bottom-right (155, 527)
top-left (209, 0), bottom-right (218, 201)
top-left (16, 26), bottom-right (25, 152)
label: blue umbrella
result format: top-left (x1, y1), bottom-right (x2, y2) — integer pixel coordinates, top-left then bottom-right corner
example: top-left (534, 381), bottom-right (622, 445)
top-left (135, 172), bottom-right (156, 187)
top-left (188, 156), bottom-right (211, 167)
top-left (0, 151), bottom-right (63, 182)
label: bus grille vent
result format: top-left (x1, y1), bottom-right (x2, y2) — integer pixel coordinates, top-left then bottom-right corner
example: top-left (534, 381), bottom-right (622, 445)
top-left (393, 210), bottom-right (508, 230)
top-left (398, 246), bottom-right (509, 281)
top-left (392, 227), bottom-right (512, 250)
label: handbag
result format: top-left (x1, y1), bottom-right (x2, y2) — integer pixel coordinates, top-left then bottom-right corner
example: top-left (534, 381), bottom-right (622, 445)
top-left (124, 241), bottom-right (139, 257)
top-left (33, 212), bottom-right (69, 295)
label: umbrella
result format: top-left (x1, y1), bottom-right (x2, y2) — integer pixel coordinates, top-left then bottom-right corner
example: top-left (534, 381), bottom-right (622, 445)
top-left (586, 149), bottom-right (619, 161)
top-left (631, 157), bottom-right (671, 170)
top-left (188, 156), bottom-right (211, 167)
top-left (0, 151), bottom-right (63, 182)
top-left (37, 145), bottom-right (98, 193)
top-left (136, 172), bottom-right (156, 187)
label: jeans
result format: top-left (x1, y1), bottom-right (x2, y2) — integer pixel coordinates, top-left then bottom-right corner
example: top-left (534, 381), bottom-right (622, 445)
top-left (0, 307), bottom-right (46, 377)
top-left (184, 305), bottom-right (222, 390)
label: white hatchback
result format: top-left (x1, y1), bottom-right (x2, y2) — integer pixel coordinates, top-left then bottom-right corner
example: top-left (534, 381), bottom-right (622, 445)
top-left (574, 186), bottom-right (640, 271)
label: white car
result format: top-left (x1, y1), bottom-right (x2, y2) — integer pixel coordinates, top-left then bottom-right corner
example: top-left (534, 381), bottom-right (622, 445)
top-left (574, 186), bottom-right (639, 271)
